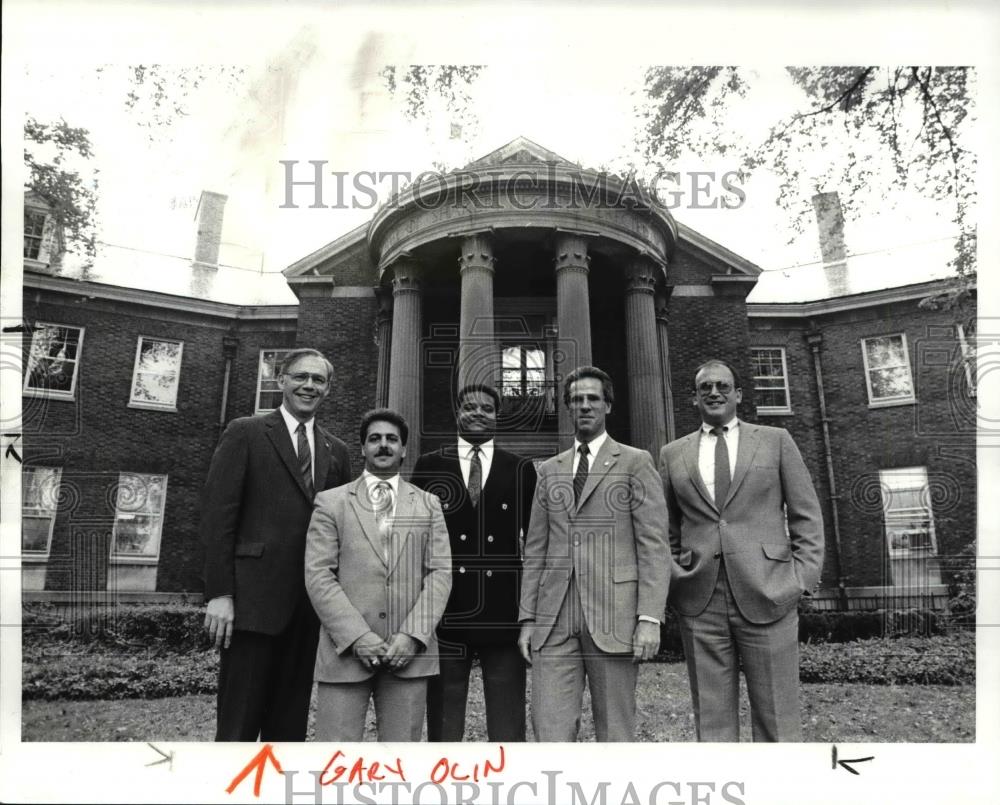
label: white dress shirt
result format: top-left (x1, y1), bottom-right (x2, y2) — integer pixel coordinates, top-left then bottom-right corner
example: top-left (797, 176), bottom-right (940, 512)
top-left (279, 404), bottom-right (316, 482)
top-left (457, 436), bottom-right (494, 489)
top-left (361, 470), bottom-right (400, 517)
top-left (698, 417), bottom-right (740, 500)
top-left (572, 430), bottom-right (609, 474)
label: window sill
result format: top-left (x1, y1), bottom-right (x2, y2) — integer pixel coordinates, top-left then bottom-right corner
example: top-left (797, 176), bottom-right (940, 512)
top-left (867, 398), bottom-right (917, 410)
top-left (757, 407), bottom-right (792, 417)
top-left (109, 556), bottom-right (160, 566)
top-left (127, 401), bottom-right (178, 412)
top-left (21, 554), bottom-right (51, 563)
top-left (23, 389), bottom-right (75, 402)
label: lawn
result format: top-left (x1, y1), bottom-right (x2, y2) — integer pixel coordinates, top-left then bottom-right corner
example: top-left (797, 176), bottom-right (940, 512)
top-left (21, 661), bottom-right (974, 742)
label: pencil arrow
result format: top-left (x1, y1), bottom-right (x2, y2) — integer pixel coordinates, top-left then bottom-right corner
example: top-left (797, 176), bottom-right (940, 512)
top-left (145, 743), bottom-right (173, 770)
top-left (832, 745), bottom-right (874, 775)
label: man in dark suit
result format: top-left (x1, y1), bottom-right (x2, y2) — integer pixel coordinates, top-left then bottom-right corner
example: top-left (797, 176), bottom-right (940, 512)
top-left (305, 408), bottom-right (452, 741)
top-left (658, 359), bottom-right (824, 741)
top-left (412, 384), bottom-right (537, 741)
top-left (201, 347), bottom-right (352, 741)
top-left (517, 366), bottom-right (670, 741)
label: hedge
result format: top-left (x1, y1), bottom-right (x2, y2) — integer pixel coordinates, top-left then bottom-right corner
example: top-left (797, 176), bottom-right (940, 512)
top-left (799, 634), bottom-right (974, 686)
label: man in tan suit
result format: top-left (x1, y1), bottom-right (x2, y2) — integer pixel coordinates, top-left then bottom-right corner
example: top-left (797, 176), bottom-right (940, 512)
top-left (305, 408), bottom-right (451, 741)
top-left (517, 366), bottom-right (670, 741)
top-left (658, 359), bottom-right (824, 741)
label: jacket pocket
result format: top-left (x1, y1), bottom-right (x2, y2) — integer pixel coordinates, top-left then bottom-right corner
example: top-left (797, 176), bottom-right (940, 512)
top-left (761, 543), bottom-right (791, 562)
top-left (235, 542), bottom-right (265, 558)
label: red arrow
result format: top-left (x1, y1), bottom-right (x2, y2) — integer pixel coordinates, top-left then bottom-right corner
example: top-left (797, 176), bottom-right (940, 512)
top-left (226, 743), bottom-right (284, 797)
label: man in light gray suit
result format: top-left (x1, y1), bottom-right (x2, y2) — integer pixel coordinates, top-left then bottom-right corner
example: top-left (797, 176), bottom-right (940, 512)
top-left (305, 408), bottom-right (451, 741)
top-left (658, 359), bottom-right (824, 741)
top-left (518, 366), bottom-right (670, 741)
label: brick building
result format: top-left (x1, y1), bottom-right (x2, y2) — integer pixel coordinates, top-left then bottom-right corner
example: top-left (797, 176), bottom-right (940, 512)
top-left (20, 138), bottom-right (975, 608)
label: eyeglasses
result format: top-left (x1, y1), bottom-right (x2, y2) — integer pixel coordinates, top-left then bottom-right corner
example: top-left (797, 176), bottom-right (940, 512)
top-left (697, 381), bottom-right (734, 396)
top-left (284, 372), bottom-right (330, 386)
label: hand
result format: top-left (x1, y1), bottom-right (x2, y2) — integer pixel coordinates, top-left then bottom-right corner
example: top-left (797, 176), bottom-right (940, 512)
top-left (517, 623), bottom-right (534, 665)
top-left (383, 633), bottom-right (421, 672)
top-left (352, 632), bottom-right (389, 672)
top-left (204, 596), bottom-right (235, 650)
top-left (632, 620), bottom-right (660, 663)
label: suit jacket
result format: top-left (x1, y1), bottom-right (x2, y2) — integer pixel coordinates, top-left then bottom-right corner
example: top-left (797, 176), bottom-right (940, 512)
top-left (518, 436), bottom-right (670, 654)
top-left (412, 445), bottom-right (538, 645)
top-left (201, 409), bottom-right (352, 635)
top-left (304, 476), bottom-right (452, 683)
top-left (658, 422), bottom-right (824, 625)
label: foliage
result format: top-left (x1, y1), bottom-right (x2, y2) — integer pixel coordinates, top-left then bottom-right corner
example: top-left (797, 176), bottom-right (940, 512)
top-left (799, 634), bottom-right (974, 685)
top-left (23, 603), bottom-right (211, 650)
top-left (637, 66), bottom-right (977, 315)
top-left (23, 117), bottom-right (99, 265)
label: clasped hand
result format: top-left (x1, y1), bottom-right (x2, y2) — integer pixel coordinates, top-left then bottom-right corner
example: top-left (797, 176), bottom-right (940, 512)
top-left (353, 631), bottom-right (419, 672)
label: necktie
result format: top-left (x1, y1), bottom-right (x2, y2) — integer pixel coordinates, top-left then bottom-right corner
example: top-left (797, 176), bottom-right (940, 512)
top-left (574, 443), bottom-right (590, 506)
top-left (296, 422), bottom-right (314, 498)
top-left (371, 481), bottom-right (394, 559)
top-left (712, 426), bottom-right (731, 510)
top-left (468, 445), bottom-right (482, 508)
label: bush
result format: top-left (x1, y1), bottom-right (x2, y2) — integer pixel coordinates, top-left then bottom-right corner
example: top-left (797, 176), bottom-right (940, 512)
top-left (799, 634), bottom-right (974, 685)
top-left (23, 603), bottom-right (210, 650)
top-left (798, 609), bottom-right (953, 643)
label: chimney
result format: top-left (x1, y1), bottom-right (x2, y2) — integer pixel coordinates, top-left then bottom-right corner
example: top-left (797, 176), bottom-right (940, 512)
top-left (192, 191), bottom-right (227, 268)
top-left (811, 191), bottom-right (850, 297)
top-left (190, 190), bottom-right (227, 298)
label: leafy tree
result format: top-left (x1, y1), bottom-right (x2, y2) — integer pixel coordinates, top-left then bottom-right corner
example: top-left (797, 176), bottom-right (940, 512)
top-left (637, 67), bottom-right (976, 314)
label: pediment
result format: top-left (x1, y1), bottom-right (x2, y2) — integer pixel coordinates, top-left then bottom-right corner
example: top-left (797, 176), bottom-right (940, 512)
top-left (464, 136), bottom-right (579, 170)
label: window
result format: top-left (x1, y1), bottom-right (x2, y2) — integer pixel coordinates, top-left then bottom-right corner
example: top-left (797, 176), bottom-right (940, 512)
top-left (501, 344), bottom-right (555, 414)
top-left (861, 333), bottom-right (915, 406)
top-left (23, 323), bottom-right (84, 400)
top-left (129, 337), bottom-right (183, 410)
top-left (22, 467), bottom-right (62, 558)
top-left (24, 210), bottom-right (48, 260)
top-left (256, 349), bottom-right (292, 413)
top-left (751, 347), bottom-right (791, 414)
top-left (111, 473), bottom-right (167, 563)
top-left (956, 324), bottom-right (976, 397)
top-left (880, 466), bottom-right (942, 588)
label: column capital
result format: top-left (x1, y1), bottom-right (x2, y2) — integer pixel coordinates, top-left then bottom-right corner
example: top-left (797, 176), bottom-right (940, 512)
top-left (374, 285), bottom-right (394, 317)
top-left (458, 233), bottom-right (496, 275)
top-left (655, 286), bottom-right (674, 319)
top-left (389, 256), bottom-right (422, 294)
top-left (553, 234), bottom-right (590, 274)
top-left (625, 257), bottom-right (658, 295)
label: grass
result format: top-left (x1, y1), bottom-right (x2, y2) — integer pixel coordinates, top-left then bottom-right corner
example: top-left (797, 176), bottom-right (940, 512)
top-left (21, 661), bottom-right (974, 742)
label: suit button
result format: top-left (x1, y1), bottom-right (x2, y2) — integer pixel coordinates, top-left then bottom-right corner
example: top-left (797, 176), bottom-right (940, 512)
top-left (459, 566), bottom-right (466, 573)
top-left (486, 570), bottom-right (493, 578)
top-left (502, 503), bottom-right (508, 510)
top-left (379, 612), bottom-right (386, 619)
top-left (573, 540), bottom-right (580, 547)
top-left (719, 519), bottom-right (727, 526)
top-left (460, 534), bottom-right (467, 541)
top-left (487, 535), bottom-right (494, 543)
top-left (714, 552), bottom-right (722, 558)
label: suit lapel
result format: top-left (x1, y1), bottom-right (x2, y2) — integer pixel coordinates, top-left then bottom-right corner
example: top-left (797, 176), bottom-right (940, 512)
top-left (313, 425), bottom-right (333, 490)
top-left (349, 477), bottom-right (387, 567)
top-left (386, 482), bottom-right (416, 576)
top-left (682, 429), bottom-right (717, 512)
top-left (575, 437), bottom-right (620, 514)
top-left (724, 422), bottom-right (761, 508)
top-left (264, 410), bottom-right (312, 501)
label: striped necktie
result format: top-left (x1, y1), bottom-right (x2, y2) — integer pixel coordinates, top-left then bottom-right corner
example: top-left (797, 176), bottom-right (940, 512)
top-left (574, 443), bottom-right (590, 505)
top-left (296, 422), bottom-right (314, 498)
top-left (468, 445), bottom-right (482, 508)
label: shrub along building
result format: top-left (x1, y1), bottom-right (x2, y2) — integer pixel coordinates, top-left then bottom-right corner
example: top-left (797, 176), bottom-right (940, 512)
top-left (21, 138), bottom-right (975, 611)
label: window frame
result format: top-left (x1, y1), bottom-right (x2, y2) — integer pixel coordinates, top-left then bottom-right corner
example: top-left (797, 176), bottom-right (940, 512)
top-left (956, 323), bottom-right (976, 398)
top-left (750, 346), bottom-right (792, 415)
top-left (861, 332), bottom-right (916, 408)
top-left (24, 209), bottom-right (48, 260)
top-left (109, 472), bottom-right (168, 565)
top-left (255, 348), bottom-right (293, 415)
top-left (22, 322), bottom-right (85, 402)
top-left (21, 466), bottom-right (62, 561)
top-left (128, 336), bottom-right (184, 412)
top-left (879, 466), bottom-right (938, 559)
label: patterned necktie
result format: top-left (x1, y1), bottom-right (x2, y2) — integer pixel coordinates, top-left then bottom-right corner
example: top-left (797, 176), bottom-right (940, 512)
top-left (574, 443), bottom-right (590, 506)
top-left (468, 445), bottom-right (482, 508)
top-left (296, 422), bottom-right (314, 498)
top-left (371, 481), bottom-right (394, 559)
top-left (712, 426), bottom-right (731, 510)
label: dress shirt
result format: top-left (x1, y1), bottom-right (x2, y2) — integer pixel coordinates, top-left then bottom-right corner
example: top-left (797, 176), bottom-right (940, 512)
top-left (457, 436), bottom-right (494, 489)
top-left (698, 417), bottom-right (740, 501)
top-left (361, 470), bottom-right (400, 518)
top-left (572, 430), bottom-right (609, 475)
top-left (279, 404), bottom-right (316, 482)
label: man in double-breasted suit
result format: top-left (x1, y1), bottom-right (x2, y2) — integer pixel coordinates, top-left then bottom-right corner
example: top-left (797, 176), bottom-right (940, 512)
top-left (658, 359), bottom-right (824, 741)
top-left (305, 408), bottom-right (452, 741)
top-left (412, 384), bottom-right (537, 741)
top-left (518, 366), bottom-right (670, 741)
top-left (201, 348), bottom-right (352, 741)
